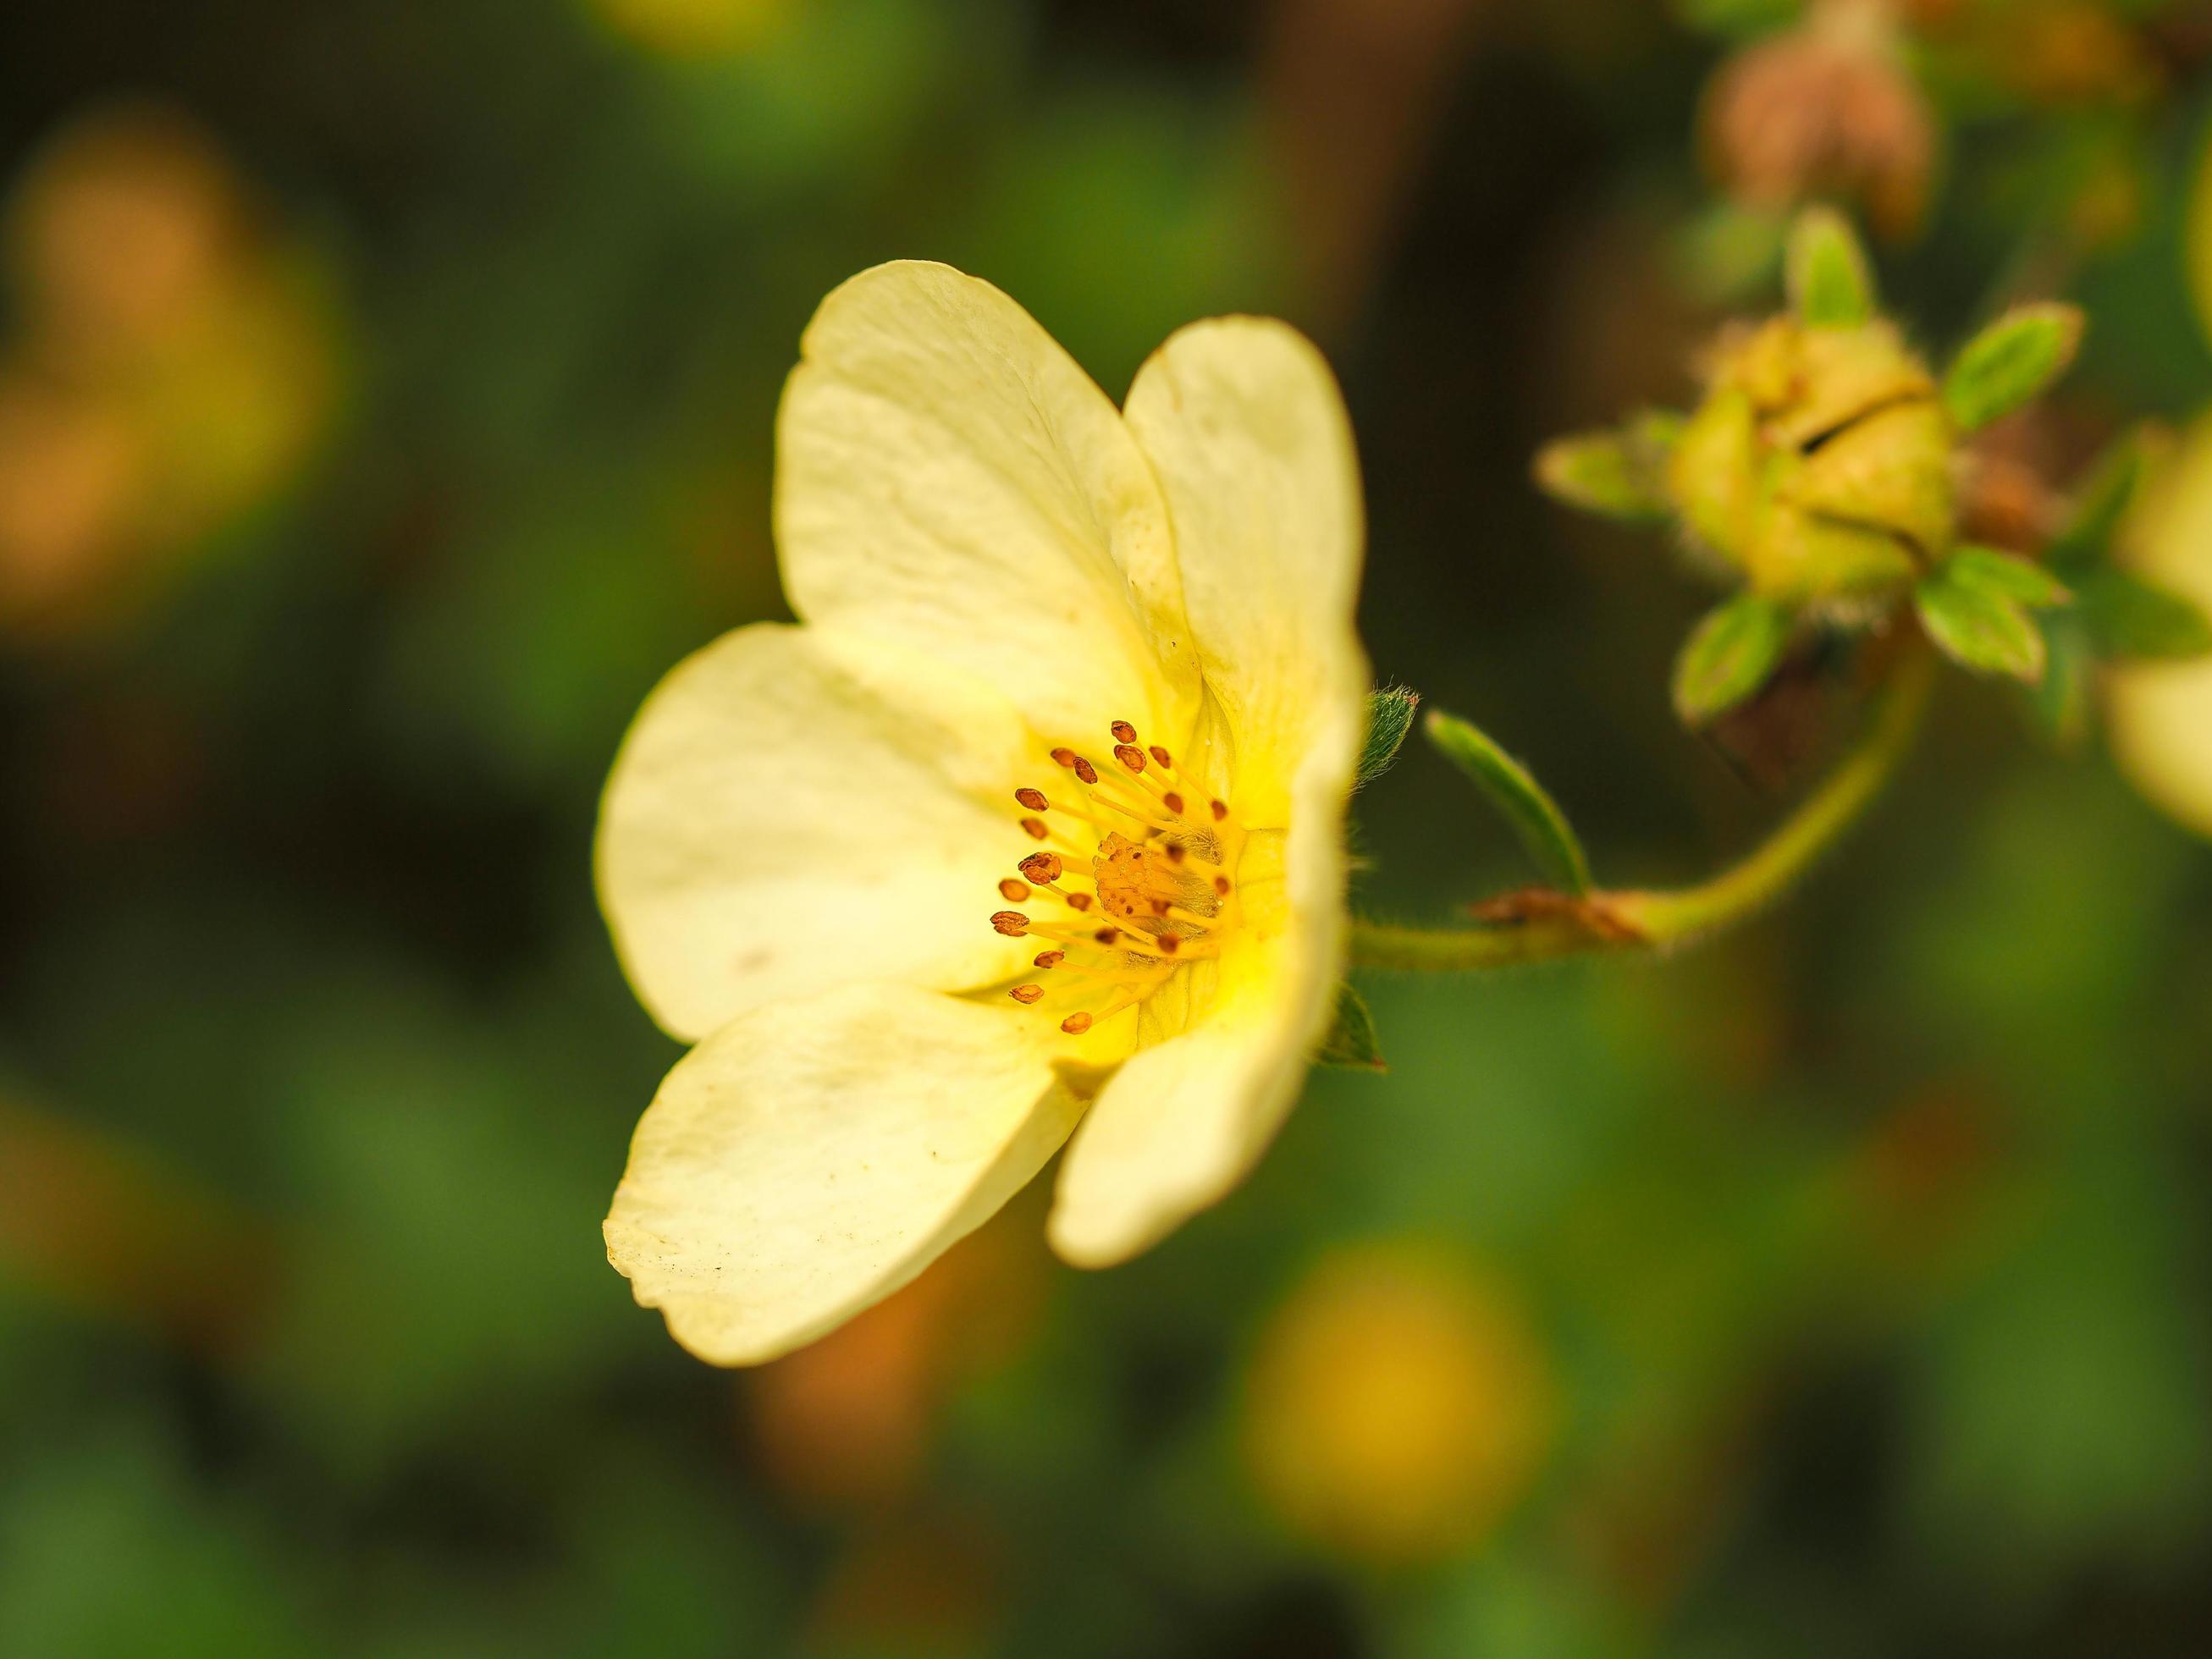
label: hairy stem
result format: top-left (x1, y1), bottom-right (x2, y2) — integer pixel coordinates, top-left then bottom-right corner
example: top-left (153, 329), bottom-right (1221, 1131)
top-left (1349, 646), bottom-right (1936, 973)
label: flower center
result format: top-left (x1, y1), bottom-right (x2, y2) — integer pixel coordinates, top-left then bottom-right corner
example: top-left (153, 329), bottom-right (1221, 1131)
top-left (986, 719), bottom-right (1240, 1036)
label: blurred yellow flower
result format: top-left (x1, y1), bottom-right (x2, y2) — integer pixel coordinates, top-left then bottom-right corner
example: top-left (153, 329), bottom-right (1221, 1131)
top-left (599, 262), bottom-right (1369, 1364)
top-left (0, 105), bottom-right (339, 642)
top-left (2109, 420), bottom-right (2212, 838)
top-left (586, 0), bottom-right (790, 58)
top-left (1243, 1242), bottom-right (1557, 1566)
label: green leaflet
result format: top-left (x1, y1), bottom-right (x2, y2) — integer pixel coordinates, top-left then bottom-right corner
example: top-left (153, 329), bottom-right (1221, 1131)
top-left (1916, 564), bottom-right (2047, 681)
top-left (1359, 686), bottom-right (1421, 785)
top-left (1672, 592), bottom-right (1795, 725)
top-left (1423, 709), bottom-right (1593, 897)
top-left (1787, 206), bottom-right (1877, 329)
top-left (1313, 982), bottom-right (1385, 1071)
top-left (1942, 304), bottom-right (2085, 434)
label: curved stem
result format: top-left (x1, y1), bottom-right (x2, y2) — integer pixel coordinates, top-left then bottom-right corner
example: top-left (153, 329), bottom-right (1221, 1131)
top-left (1349, 646), bottom-right (1936, 973)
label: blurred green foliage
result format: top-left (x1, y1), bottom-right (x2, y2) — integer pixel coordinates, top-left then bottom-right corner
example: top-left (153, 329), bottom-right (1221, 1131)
top-left (3, 0), bottom-right (2212, 1655)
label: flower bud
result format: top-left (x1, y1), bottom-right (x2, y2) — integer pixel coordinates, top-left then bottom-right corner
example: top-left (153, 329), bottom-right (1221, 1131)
top-left (1668, 316), bottom-right (1952, 607)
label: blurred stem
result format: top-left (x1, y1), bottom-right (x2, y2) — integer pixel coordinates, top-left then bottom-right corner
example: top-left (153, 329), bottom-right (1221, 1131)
top-left (1350, 646), bottom-right (1937, 972)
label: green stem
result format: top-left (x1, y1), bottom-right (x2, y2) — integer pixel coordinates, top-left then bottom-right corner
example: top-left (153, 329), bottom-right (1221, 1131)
top-left (1349, 647), bottom-right (1936, 973)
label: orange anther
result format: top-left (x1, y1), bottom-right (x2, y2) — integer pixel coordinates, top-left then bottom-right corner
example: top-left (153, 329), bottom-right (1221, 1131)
top-left (1111, 720), bottom-right (1139, 744)
top-left (1113, 744), bottom-right (1145, 773)
top-left (1149, 746), bottom-right (1172, 769)
top-left (1061, 1012), bottom-right (1095, 1034)
top-left (1010, 984), bottom-right (1045, 1005)
top-left (1018, 852), bottom-right (1063, 884)
top-left (990, 911), bottom-right (1030, 936)
top-left (999, 879), bottom-right (1031, 901)
top-left (1020, 817), bottom-right (1050, 841)
top-left (1015, 787), bottom-right (1049, 812)
top-left (1033, 950), bottom-right (1065, 968)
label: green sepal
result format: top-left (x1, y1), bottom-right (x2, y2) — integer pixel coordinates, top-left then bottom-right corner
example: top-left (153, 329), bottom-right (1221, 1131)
top-left (1672, 592), bottom-right (1795, 725)
top-left (1786, 206), bottom-right (1877, 329)
top-left (1941, 545), bottom-right (2072, 609)
top-left (1942, 303), bottom-right (2085, 435)
top-left (1313, 982), bottom-right (1385, 1071)
top-left (1423, 709), bottom-right (1593, 896)
top-left (1534, 411), bottom-right (1682, 526)
top-left (2048, 427), bottom-right (2163, 574)
top-left (2073, 568), bottom-right (2212, 662)
top-left (1358, 686), bottom-right (1420, 785)
top-left (1915, 563), bottom-right (2047, 681)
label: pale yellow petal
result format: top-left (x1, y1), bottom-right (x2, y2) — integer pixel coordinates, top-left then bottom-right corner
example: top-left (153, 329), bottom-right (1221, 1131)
top-left (596, 622), bottom-right (1037, 1043)
top-left (1046, 718), bottom-right (1357, 1268)
top-left (776, 260), bottom-right (1196, 747)
top-left (2110, 419), bottom-right (2212, 838)
top-left (1121, 317), bottom-right (1368, 824)
top-left (605, 982), bottom-right (1082, 1366)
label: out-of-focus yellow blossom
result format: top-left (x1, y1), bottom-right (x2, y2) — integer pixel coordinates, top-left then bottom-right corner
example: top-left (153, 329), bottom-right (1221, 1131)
top-left (0, 106), bottom-right (339, 642)
top-left (1242, 1243), bottom-right (1557, 1565)
top-left (2109, 421), bottom-right (2212, 838)
top-left (586, 0), bottom-right (791, 58)
top-left (599, 262), bottom-right (1369, 1364)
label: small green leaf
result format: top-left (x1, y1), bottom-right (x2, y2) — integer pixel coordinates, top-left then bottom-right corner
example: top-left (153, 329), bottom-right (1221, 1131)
top-left (1787, 206), bottom-right (1877, 328)
top-left (1534, 413), bottom-right (1680, 525)
top-left (1672, 592), bottom-right (1795, 725)
top-left (2074, 569), bottom-right (2212, 661)
top-left (2027, 616), bottom-right (2094, 751)
top-left (1943, 546), bottom-right (2072, 609)
top-left (1942, 303), bottom-right (2085, 434)
top-left (1358, 686), bottom-right (1420, 785)
top-left (2048, 427), bottom-right (2163, 573)
top-left (1314, 982), bottom-right (1385, 1070)
top-left (1423, 709), bottom-right (1593, 896)
top-left (1916, 565), bottom-right (2047, 681)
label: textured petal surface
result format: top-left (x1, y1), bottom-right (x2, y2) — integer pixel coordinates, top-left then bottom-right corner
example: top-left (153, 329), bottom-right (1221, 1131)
top-left (1121, 317), bottom-right (1368, 824)
top-left (597, 622), bottom-right (1036, 1043)
top-left (2111, 423), bottom-right (2212, 838)
top-left (777, 261), bottom-right (1195, 748)
top-left (1047, 718), bottom-right (1360, 1267)
top-left (605, 983), bottom-right (1082, 1366)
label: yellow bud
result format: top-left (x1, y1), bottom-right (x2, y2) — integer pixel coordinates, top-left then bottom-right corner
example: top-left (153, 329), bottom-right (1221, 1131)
top-left (1784, 401), bottom-right (1955, 561)
top-left (1669, 316), bottom-right (1951, 607)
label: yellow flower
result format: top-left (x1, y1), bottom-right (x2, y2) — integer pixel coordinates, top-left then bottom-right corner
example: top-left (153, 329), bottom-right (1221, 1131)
top-left (2110, 419), bottom-right (2212, 838)
top-left (598, 263), bottom-right (1369, 1364)
top-left (1242, 1243), bottom-right (1556, 1566)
